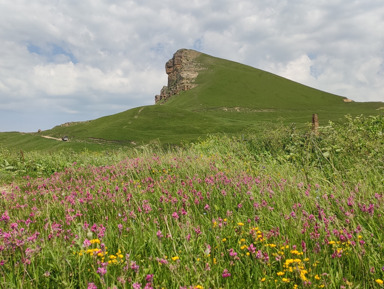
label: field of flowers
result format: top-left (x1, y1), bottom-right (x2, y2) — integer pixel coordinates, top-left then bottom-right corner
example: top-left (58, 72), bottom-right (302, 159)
top-left (1, 115), bottom-right (384, 288)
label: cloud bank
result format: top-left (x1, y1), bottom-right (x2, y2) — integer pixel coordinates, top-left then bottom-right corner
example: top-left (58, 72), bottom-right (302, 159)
top-left (1, 0), bottom-right (383, 131)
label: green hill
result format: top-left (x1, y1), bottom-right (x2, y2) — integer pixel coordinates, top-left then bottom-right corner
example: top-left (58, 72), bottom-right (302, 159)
top-left (1, 49), bottom-right (383, 151)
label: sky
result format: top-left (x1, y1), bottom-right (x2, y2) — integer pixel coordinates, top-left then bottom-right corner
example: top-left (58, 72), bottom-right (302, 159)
top-left (1, 0), bottom-right (384, 132)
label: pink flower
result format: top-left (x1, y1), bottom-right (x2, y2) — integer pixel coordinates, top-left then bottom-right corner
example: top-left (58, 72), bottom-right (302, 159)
top-left (83, 239), bottom-right (91, 248)
top-left (156, 230), bottom-right (163, 239)
top-left (229, 248), bottom-right (237, 257)
top-left (248, 244), bottom-right (256, 254)
top-left (97, 267), bottom-right (107, 276)
top-left (87, 283), bottom-right (97, 289)
top-left (133, 282), bottom-right (141, 289)
top-left (131, 261), bottom-right (140, 273)
top-left (1, 211), bottom-right (10, 222)
top-left (222, 269), bottom-right (231, 278)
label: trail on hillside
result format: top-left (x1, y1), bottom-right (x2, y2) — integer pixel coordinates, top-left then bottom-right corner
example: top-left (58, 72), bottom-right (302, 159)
top-left (41, 135), bottom-right (63, 141)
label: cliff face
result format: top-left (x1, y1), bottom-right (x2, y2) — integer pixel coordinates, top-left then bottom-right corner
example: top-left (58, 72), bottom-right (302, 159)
top-left (155, 49), bottom-right (203, 103)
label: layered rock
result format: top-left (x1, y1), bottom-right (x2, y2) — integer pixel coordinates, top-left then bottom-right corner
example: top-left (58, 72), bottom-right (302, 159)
top-left (155, 49), bottom-right (203, 103)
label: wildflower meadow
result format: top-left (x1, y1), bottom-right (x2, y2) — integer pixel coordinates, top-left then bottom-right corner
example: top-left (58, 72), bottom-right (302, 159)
top-left (1, 115), bottom-right (384, 288)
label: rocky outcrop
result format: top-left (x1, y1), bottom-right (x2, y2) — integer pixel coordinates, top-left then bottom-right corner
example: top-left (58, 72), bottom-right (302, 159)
top-left (155, 49), bottom-right (203, 103)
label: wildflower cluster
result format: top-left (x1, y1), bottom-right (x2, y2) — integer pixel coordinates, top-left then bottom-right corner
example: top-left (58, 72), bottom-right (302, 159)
top-left (0, 140), bottom-right (383, 288)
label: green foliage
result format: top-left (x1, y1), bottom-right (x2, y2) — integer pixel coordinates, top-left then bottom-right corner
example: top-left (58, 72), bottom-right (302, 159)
top-left (0, 115), bottom-right (383, 288)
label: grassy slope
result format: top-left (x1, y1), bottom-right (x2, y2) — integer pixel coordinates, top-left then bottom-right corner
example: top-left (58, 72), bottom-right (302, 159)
top-left (1, 51), bottom-right (383, 151)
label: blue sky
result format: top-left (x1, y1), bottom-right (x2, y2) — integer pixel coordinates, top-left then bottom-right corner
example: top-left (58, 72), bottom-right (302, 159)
top-left (1, 0), bottom-right (383, 132)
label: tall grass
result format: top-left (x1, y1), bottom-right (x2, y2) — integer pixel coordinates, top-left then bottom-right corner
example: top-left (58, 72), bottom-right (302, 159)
top-left (0, 115), bottom-right (383, 288)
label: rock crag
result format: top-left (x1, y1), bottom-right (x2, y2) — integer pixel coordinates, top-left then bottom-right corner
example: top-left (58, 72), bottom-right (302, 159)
top-left (155, 49), bottom-right (203, 103)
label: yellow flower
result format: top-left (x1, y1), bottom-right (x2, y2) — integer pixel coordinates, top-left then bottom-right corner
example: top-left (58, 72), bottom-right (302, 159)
top-left (376, 279), bottom-right (384, 285)
top-left (261, 277), bottom-right (266, 282)
top-left (328, 241), bottom-right (336, 245)
top-left (282, 278), bottom-right (290, 283)
top-left (315, 274), bottom-right (321, 280)
top-left (277, 272), bottom-right (285, 276)
top-left (237, 222), bottom-right (244, 226)
top-left (222, 238), bottom-right (227, 242)
top-left (171, 256), bottom-right (179, 261)
top-left (195, 286), bottom-right (203, 289)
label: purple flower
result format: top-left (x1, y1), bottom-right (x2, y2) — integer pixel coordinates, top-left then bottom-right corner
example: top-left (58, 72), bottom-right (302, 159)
top-left (133, 282), bottom-right (142, 289)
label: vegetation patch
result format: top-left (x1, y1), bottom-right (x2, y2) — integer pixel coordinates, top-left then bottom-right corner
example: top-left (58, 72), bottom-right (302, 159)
top-left (0, 115), bottom-right (383, 288)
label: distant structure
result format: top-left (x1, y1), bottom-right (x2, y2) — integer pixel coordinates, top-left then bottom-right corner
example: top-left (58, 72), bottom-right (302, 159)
top-left (155, 49), bottom-right (204, 103)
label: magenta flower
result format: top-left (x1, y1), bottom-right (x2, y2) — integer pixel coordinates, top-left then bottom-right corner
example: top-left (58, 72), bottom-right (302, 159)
top-left (229, 248), bottom-right (237, 257)
top-left (96, 267), bottom-right (107, 276)
top-left (222, 269), bottom-right (231, 278)
top-left (248, 243), bottom-right (256, 254)
top-left (132, 282), bottom-right (141, 289)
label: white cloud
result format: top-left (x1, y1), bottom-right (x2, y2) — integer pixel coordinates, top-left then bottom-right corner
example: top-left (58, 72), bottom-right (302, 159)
top-left (0, 0), bottom-right (383, 131)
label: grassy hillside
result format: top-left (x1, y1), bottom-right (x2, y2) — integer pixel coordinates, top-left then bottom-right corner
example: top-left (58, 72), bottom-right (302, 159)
top-left (1, 50), bottom-right (383, 151)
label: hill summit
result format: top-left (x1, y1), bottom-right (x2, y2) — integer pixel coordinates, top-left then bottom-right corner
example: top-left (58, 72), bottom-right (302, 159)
top-left (155, 49), bottom-right (204, 103)
top-left (9, 48), bottom-right (381, 151)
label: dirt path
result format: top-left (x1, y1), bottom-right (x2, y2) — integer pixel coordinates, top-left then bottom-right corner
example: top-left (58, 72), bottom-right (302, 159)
top-left (41, 135), bottom-right (62, 141)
